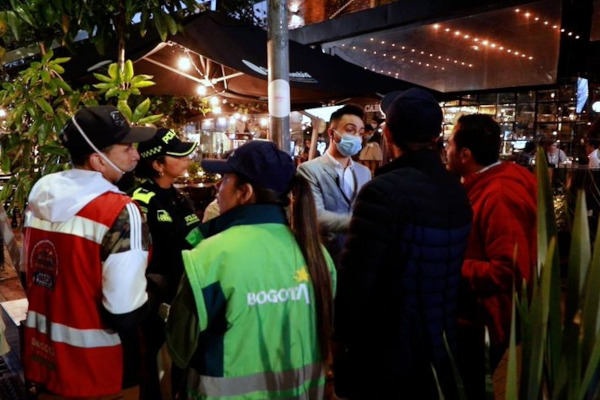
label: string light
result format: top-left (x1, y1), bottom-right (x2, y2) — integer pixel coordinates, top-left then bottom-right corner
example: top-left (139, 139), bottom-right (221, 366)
top-left (515, 8), bottom-right (581, 39)
top-left (177, 56), bottom-right (192, 71)
top-left (345, 44), bottom-right (473, 69)
top-left (432, 23), bottom-right (534, 60)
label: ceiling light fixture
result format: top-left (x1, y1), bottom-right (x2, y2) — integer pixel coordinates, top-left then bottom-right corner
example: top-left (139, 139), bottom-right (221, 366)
top-left (177, 56), bottom-right (191, 71)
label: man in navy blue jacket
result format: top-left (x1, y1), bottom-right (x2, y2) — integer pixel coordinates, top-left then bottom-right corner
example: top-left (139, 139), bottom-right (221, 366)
top-left (334, 89), bottom-right (472, 399)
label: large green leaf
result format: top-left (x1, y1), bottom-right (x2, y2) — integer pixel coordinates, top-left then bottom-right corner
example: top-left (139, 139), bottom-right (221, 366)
top-left (93, 73), bottom-right (114, 83)
top-left (5, 11), bottom-right (22, 41)
top-left (536, 148), bottom-right (557, 272)
top-left (117, 100), bottom-right (133, 121)
top-left (582, 206), bottom-right (600, 367)
top-left (124, 59), bottom-right (134, 82)
top-left (131, 98), bottom-right (150, 122)
top-left (137, 113), bottom-right (163, 125)
top-left (577, 334), bottom-right (600, 400)
top-left (566, 191), bottom-right (590, 318)
top-left (153, 12), bottom-right (168, 41)
top-left (505, 291), bottom-right (518, 400)
top-left (34, 98), bottom-right (54, 115)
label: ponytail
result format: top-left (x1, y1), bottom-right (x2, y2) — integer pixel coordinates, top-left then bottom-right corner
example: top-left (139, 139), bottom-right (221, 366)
top-left (236, 173), bottom-right (334, 364)
top-left (289, 175), bottom-right (333, 364)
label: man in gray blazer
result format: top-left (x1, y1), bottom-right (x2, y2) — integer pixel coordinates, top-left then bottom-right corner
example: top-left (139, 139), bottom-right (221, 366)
top-left (297, 104), bottom-right (371, 266)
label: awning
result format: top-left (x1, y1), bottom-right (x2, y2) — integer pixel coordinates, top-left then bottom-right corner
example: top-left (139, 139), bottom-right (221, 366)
top-left (64, 11), bottom-right (422, 110)
top-left (290, 0), bottom-right (594, 94)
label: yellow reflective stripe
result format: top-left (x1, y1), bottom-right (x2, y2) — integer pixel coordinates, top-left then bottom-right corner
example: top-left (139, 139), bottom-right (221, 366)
top-left (25, 214), bottom-right (108, 244)
top-left (166, 142), bottom-right (197, 157)
top-left (196, 363), bottom-right (324, 398)
top-left (25, 311), bottom-right (121, 348)
top-left (132, 188), bottom-right (156, 204)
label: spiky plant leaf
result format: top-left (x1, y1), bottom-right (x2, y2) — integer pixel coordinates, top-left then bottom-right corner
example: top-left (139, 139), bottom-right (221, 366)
top-left (506, 291), bottom-right (518, 400)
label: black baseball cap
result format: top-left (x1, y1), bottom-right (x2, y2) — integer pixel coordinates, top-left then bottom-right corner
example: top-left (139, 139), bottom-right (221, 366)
top-left (137, 128), bottom-right (197, 159)
top-left (380, 88), bottom-right (443, 144)
top-left (61, 106), bottom-right (156, 157)
top-left (201, 140), bottom-right (295, 194)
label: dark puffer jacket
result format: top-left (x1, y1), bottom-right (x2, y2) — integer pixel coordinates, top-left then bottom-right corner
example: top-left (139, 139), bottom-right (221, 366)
top-left (334, 150), bottom-right (472, 399)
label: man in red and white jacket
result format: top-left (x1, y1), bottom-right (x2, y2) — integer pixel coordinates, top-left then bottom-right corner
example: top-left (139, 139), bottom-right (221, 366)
top-left (23, 106), bottom-right (156, 399)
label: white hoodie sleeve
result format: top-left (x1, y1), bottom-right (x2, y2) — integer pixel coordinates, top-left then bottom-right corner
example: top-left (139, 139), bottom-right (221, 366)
top-left (102, 202), bottom-right (149, 314)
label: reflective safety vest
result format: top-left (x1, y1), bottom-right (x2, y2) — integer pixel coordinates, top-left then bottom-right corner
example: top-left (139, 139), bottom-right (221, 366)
top-left (180, 210), bottom-right (335, 400)
top-left (23, 192), bottom-right (132, 397)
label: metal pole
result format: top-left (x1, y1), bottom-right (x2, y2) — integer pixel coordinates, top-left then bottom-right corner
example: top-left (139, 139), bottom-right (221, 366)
top-left (267, 0), bottom-right (291, 153)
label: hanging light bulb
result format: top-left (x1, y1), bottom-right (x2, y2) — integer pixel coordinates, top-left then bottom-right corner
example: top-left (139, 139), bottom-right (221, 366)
top-left (196, 85), bottom-right (207, 96)
top-left (210, 97), bottom-right (220, 106)
top-left (177, 56), bottom-right (192, 71)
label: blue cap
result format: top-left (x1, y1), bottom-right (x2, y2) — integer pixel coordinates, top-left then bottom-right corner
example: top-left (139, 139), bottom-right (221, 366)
top-left (201, 141), bottom-right (295, 194)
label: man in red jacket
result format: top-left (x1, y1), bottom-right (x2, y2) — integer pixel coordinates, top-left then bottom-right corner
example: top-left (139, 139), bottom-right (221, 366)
top-left (445, 114), bottom-right (537, 398)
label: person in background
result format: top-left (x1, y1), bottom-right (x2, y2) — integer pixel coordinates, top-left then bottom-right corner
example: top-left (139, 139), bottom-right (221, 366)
top-left (445, 114), bottom-right (537, 399)
top-left (542, 138), bottom-right (567, 167)
top-left (297, 104), bottom-right (371, 266)
top-left (166, 141), bottom-right (336, 399)
top-left (299, 138), bottom-right (322, 164)
top-left (358, 125), bottom-right (383, 176)
top-left (515, 140), bottom-right (536, 167)
top-left (201, 149), bottom-right (235, 223)
top-left (334, 88), bottom-right (472, 399)
top-left (586, 137), bottom-right (600, 168)
top-left (22, 106), bottom-right (155, 399)
top-left (132, 127), bottom-right (199, 400)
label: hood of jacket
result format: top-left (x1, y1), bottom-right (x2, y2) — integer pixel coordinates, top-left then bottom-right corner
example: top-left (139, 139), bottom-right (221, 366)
top-left (462, 162), bottom-right (537, 196)
top-left (27, 169), bottom-right (122, 223)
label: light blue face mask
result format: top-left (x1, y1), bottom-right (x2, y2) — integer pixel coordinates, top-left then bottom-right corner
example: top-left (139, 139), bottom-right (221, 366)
top-left (335, 131), bottom-right (362, 157)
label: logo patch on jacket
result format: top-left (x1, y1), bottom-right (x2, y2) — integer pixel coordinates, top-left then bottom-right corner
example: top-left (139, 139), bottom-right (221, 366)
top-left (184, 213), bottom-right (200, 226)
top-left (246, 267), bottom-right (312, 306)
top-left (294, 267), bottom-right (310, 283)
top-left (157, 210), bottom-right (173, 222)
top-left (31, 240), bottom-right (59, 290)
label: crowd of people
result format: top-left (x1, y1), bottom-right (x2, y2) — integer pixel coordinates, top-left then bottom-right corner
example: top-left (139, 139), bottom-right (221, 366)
top-left (19, 88), bottom-right (541, 400)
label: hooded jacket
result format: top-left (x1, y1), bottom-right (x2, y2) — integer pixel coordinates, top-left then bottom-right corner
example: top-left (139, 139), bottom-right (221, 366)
top-left (23, 169), bottom-right (149, 397)
top-left (458, 162), bottom-right (537, 352)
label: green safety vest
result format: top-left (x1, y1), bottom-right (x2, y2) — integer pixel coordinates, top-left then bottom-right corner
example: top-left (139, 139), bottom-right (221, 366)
top-left (180, 205), bottom-right (335, 400)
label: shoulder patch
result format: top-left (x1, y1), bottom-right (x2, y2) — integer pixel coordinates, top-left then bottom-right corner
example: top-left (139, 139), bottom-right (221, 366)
top-left (132, 187), bottom-right (156, 204)
top-left (157, 210), bottom-right (173, 222)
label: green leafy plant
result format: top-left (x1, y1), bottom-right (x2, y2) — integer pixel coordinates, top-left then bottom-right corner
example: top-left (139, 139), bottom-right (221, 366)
top-left (504, 149), bottom-right (600, 399)
top-left (2, 0), bottom-right (204, 52)
top-left (93, 60), bottom-right (162, 125)
top-left (0, 49), bottom-right (98, 216)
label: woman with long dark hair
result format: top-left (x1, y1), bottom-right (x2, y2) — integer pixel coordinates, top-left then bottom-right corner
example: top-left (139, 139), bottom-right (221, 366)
top-left (166, 140), bottom-right (335, 399)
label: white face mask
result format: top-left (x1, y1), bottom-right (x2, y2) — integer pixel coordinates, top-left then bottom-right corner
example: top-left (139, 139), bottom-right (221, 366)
top-left (71, 117), bottom-right (127, 176)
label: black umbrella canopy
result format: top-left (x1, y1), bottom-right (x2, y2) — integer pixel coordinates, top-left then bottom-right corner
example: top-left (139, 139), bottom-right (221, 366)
top-left (66, 11), bottom-right (424, 110)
